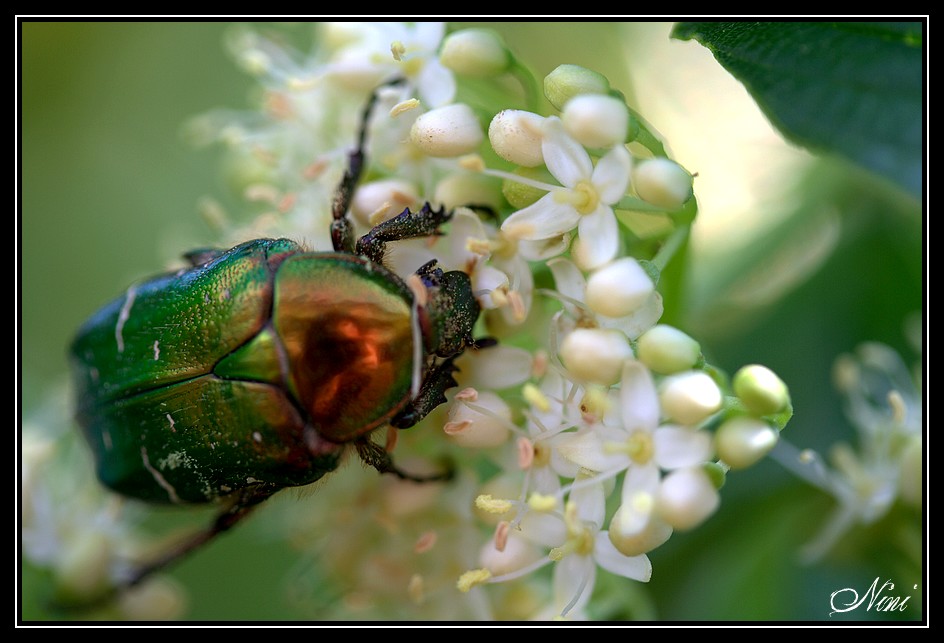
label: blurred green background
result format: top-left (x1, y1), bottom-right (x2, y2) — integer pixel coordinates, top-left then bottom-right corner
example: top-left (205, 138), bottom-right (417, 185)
top-left (20, 21), bottom-right (923, 621)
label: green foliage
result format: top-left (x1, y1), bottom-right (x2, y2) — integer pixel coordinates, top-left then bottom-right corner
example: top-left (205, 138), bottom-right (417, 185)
top-left (672, 21), bottom-right (924, 199)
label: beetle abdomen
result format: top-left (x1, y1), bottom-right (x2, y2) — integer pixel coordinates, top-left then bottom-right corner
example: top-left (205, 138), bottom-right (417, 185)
top-left (80, 375), bottom-right (340, 503)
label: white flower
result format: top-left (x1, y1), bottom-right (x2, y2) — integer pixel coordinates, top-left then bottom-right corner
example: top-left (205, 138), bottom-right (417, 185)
top-left (772, 340), bottom-right (922, 563)
top-left (547, 257), bottom-right (663, 341)
top-left (544, 482), bottom-right (652, 619)
top-left (556, 359), bottom-right (716, 543)
top-left (322, 22), bottom-right (456, 107)
top-left (500, 117), bottom-right (632, 270)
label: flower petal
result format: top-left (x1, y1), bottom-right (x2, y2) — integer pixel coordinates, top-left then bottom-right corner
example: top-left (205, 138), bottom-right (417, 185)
top-left (594, 533), bottom-right (652, 582)
top-left (416, 58), bottom-right (456, 107)
top-left (555, 429), bottom-right (626, 473)
top-left (620, 359), bottom-right (660, 432)
top-left (621, 462), bottom-right (660, 505)
top-left (455, 344), bottom-right (532, 390)
top-left (542, 117), bottom-right (592, 187)
top-left (547, 257), bottom-right (587, 306)
top-left (591, 144), bottom-right (632, 204)
top-left (502, 193), bottom-right (581, 240)
top-left (553, 553), bottom-right (596, 616)
top-left (575, 207), bottom-right (618, 270)
top-left (653, 425), bottom-right (714, 470)
top-left (516, 234), bottom-right (572, 261)
top-left (572, 479), bottom-right (606, 529)
top-left (605, 292), bottom-right (664, 340)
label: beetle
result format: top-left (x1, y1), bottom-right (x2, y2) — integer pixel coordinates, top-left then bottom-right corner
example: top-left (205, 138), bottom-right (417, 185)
top-left (69, 81), bottom-right (481, 592)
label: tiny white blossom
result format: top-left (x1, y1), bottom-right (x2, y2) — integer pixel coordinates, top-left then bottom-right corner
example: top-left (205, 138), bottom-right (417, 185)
top-left (556, 360), bottom-right (715, 547)
top-left (548, 257), bottom-right (663, 341)
top-left (500, 117), bottom-right (631, 270)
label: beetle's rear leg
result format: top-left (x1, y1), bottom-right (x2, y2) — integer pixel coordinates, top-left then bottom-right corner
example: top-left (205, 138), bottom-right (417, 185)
top-left (120, 484), bottom-right (277, 589)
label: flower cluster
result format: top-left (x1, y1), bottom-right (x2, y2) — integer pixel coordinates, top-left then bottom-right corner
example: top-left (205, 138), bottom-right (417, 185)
top-left (22, 23), bottom-right (794, 620)
top-left (771, 328), bottom-right (922, 564)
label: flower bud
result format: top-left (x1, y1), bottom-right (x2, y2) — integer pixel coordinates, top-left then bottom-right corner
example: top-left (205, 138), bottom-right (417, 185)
top-left (561, 94), bottom-right (629, 149)
top-left (543, 64), bottom-right (610, 111)
top-left (715, 417), bottom-right (778, 469)
top-left (636, 324), bottom-right (701, 374)
top-left (559, 328), bottom-right (633, 385)
top-left (502, 167), bottom-right (555, 209)
top-left (633, 158), bottom-right (693, 209)
top-left (118, 576), bottom-right (187, 621)
top-left (488, 110), bottom-right (545, 167)
top-left (444, 390), bottom-right (512, 448)
top-left (434, 172), bottom-right (504, 211)
top-left (656, 467), bottom-right (720, 530)
top-left (608, 494), bottom-right (673, 556)
top-left (55, 531), bottom-right (111, 600)
top-left (351, 179), bottom-right (418, 227)
top-left (440, 29), bottom-right (511, 77)
top-left (410, 103), bottom-right (484, 157)
top-left (585, 257), bottom-right (654, 319)
top-left (659, 371), bottom-right (723, 426)
top-left (733, 364), bottom-right (790, 416)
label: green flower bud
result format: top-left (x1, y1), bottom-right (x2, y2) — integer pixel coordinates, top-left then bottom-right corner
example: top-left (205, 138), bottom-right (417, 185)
top-left (543, 64), bottom-right (610, 111)
top-left (501, 166), bottom-right (553, 209)
top-left (440, 29), bottom-right (511, 77)
top-left (733, 364), bottom-right (790, 416)
top-left (632, 158), bottom-right (693, 209)
top-left (434, 172), bottom-right (504, 212)
top-left (636, 324), bottom-right (701, 375)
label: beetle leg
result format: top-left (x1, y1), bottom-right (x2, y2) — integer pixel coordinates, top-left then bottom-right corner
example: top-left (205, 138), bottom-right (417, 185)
top-left (355, 202), bottom-right (454, 265)
top-left (390, 356), bottom-right (460, 429)
top-left (121, 484), bottom-right (279, 589)
top-left (354, 437), bottom-right (453, 483)
top-left (331, 78), bottom-right (405, 254)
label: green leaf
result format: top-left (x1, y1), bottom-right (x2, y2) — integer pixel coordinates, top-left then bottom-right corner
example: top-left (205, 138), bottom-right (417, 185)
top-left (672, 21), bottom-right (924, 199)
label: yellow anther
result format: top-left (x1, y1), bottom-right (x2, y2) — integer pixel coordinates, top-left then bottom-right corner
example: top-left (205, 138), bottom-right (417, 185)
top-left (457, 568), bottom-right (492, 592)
top-left (475, 494), bottom-right (513, 514)
top-left (522, 383), bottom-right (550, 413)
top-left (390, 41), bottom-right (406, 61)
top-left (527, 493), bottom-right (558, 512)
top-left (390, 98), bottom-right (420, 117)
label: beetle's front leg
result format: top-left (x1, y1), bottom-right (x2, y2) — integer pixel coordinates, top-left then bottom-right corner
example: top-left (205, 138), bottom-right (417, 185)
top-left (331, 78), bottom-right (405, 253)
top-left (355, 203), bottom-right (454, 264)
top-left (390, 356), bottom-right (460, 429)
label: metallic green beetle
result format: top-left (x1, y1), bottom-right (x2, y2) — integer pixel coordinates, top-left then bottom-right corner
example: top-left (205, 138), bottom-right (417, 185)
top-left (69, 82), bottom-right (481, 590)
